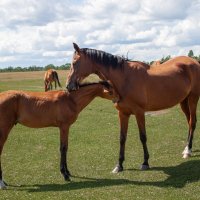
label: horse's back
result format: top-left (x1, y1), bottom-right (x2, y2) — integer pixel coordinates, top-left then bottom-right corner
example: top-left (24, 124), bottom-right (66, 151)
top-left (145, 56), bottom-right (200, 110)
top-left (148, 56), bottom-right (200, 77)
top-left (159, 56), bottom-right (200, 85)
top-left (164, 56), bottom-right (199, 65)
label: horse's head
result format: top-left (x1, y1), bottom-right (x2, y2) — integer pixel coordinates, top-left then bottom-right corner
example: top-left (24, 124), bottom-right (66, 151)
top-left (66, 43), bottom-right (95, 91)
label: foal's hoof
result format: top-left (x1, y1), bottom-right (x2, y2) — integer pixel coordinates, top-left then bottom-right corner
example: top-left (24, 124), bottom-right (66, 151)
top-left (64, 177), bottom-right (71, 181)
top-left (140, 164), bottom-right (150, 170)
top-left (64, 176), bottom-right (71, 181)
top-left (66, 170), bottom-right (71, 177)
top-left (0, 180), bottom-right (7, 189)
top-left (112, 165), bottom-right (123, 173)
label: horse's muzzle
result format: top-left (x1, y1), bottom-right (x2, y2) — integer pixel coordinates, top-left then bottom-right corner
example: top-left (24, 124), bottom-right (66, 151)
top-left (66, 82), bottom-right (79, 91)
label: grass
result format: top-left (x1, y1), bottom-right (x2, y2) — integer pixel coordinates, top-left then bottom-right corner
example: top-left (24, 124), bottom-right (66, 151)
top-left (0, 71), bottom-right (200, 199)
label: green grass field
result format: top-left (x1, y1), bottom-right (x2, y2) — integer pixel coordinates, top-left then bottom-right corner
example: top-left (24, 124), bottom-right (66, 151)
top-left (0, 71), bottom-right (200, 200)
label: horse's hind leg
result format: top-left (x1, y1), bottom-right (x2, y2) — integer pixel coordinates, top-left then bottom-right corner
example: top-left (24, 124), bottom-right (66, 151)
top-left (55, 80), bottom-right (57, 89)
top-left (182, 95), bottom-right (199, 158)
top-left (180, 98), bottom-right (191, 158)
top-left (180, 98), bottom-right (190, 123)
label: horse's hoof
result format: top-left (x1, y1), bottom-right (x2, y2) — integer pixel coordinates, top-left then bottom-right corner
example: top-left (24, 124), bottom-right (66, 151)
top-left (182, 146), bottom-right (192, 159)
top-left (140, 164), bottom-right (150, 170)
top-left (183, 153), bottom-right (191, 159)
top-left (112, 165), bottom-right (123, 173)
top-left (0, 180), bottom-right (7, 189)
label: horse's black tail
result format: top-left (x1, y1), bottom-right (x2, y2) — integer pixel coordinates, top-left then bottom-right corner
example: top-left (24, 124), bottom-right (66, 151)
top-left (53, 71), bottom-right (62, 88)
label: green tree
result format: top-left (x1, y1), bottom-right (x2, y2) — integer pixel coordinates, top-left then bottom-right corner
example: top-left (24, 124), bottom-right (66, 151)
top-left (45, 64), bottom-right (55, 70)
top-left (160, 55), bottom-right (171, 63)
top-left (188, 50), bottom-right (194, 57)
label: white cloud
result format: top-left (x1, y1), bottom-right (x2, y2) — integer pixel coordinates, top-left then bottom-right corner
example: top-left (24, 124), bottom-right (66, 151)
top-left (0, 0), bottom-right (200, 67)
top-left (141, 0), bottom-right (192, 20)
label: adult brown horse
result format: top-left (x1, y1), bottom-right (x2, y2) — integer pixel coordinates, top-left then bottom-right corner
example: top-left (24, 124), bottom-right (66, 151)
top-left (44, 69), bottom-right (62, 91)
top-left (0, 81), bottom-right (116, 189)
top-left (67, 43), bottom-right (200, 174)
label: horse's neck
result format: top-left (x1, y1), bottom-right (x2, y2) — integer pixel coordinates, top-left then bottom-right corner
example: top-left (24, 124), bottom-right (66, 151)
top-left (96, 64), bottom-right (124, 96)
top-left (72, 87), bottom-right (100, 113)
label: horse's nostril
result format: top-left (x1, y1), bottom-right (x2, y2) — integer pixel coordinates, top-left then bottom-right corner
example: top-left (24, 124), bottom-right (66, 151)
top-left (66, 82), bottom-right (78, 91)
top-left (66, 83), bottom-right (72, 91)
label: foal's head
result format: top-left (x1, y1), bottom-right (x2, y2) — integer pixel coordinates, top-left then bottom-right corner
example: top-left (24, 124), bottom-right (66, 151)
top-left (96, 81), bottom-right (119, 102)
top-left (78, 81), bottom-right (118, 102)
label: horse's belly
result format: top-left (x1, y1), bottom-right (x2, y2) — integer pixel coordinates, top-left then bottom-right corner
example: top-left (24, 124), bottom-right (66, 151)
top-left (146, 91), bottom-right (188, 111)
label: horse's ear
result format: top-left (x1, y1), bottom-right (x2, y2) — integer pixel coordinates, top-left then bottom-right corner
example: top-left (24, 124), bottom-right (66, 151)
top-left (73, 43), bottom-right (80, 52)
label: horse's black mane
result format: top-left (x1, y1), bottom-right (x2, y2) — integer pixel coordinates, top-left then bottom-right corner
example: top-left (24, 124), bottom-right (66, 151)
top-left (80, 48), bottom-right (125, 69)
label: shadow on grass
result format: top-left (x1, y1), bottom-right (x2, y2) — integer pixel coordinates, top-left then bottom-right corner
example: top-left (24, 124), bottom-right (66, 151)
top-left (10, 160), bottom-right (200, 192)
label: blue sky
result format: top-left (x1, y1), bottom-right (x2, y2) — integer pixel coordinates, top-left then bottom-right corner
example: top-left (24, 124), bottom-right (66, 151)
top-left (0, 0), bottom-right (200, 68)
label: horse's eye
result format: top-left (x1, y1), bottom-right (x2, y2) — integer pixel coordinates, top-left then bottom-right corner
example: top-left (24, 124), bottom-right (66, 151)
top-left (73, 60), bottom-right (80, 69)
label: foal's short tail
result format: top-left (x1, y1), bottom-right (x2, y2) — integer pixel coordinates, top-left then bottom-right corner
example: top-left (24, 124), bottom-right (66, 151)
top-left (53, 71), bottom-right (62, 88)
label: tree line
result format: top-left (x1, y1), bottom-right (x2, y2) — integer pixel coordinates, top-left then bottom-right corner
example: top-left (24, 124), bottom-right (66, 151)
top-left (149, 50), bottom-right (200, 65)
top-left (0, 50), bottom-right (200, 73)
top-left (0, 63), bottom-right (70, 73)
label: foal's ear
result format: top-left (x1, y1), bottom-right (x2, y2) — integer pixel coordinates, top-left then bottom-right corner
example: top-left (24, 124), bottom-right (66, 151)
top-left (73, 43), bottom-right (80, 52)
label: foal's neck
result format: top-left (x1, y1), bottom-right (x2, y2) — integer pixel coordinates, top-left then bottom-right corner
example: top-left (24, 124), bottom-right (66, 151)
top-left (72, 85), bottom-right (101, 113)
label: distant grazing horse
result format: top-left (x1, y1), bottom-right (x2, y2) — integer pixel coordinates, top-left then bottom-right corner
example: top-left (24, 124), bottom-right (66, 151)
top-left (44, 69), bottom-right (62, 91)
top-left (67, 43), bottom-right (200, 174)
top-left (0, 81), bottom-right (115, 189)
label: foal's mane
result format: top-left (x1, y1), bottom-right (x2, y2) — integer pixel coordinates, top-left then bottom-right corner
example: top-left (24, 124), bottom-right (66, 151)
top-left (80, 48), bottom-right (125, 69)
top-left (79, 81), bottom-right (111, 89)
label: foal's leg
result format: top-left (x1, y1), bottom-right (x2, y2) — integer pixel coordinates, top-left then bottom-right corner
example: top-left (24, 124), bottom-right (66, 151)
top-left (182, 95), bottom-right (199, 158)
top-left (59, 125), bottom-right (71, 181)
top-left (135, 112), bottom-right (150, 170)
top-left (0, 128), bottom-right (10, 189)
top-left (112, 112), bottom-right (130, 173)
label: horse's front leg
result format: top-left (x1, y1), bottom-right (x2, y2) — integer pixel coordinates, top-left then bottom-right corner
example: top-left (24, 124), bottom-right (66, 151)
top-left (135, 112), bottom-right (150, 170)
top-left (112, 112), bottom-right (130, 173)
top-left (59, 125), bottom-right (71, 181)
top-left (50, 83), bottom-right (53, 90)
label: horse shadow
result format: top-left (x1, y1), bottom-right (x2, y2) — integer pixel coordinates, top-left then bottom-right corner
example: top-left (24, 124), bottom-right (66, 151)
top-left (10, 159), bottom-right (200, 192)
